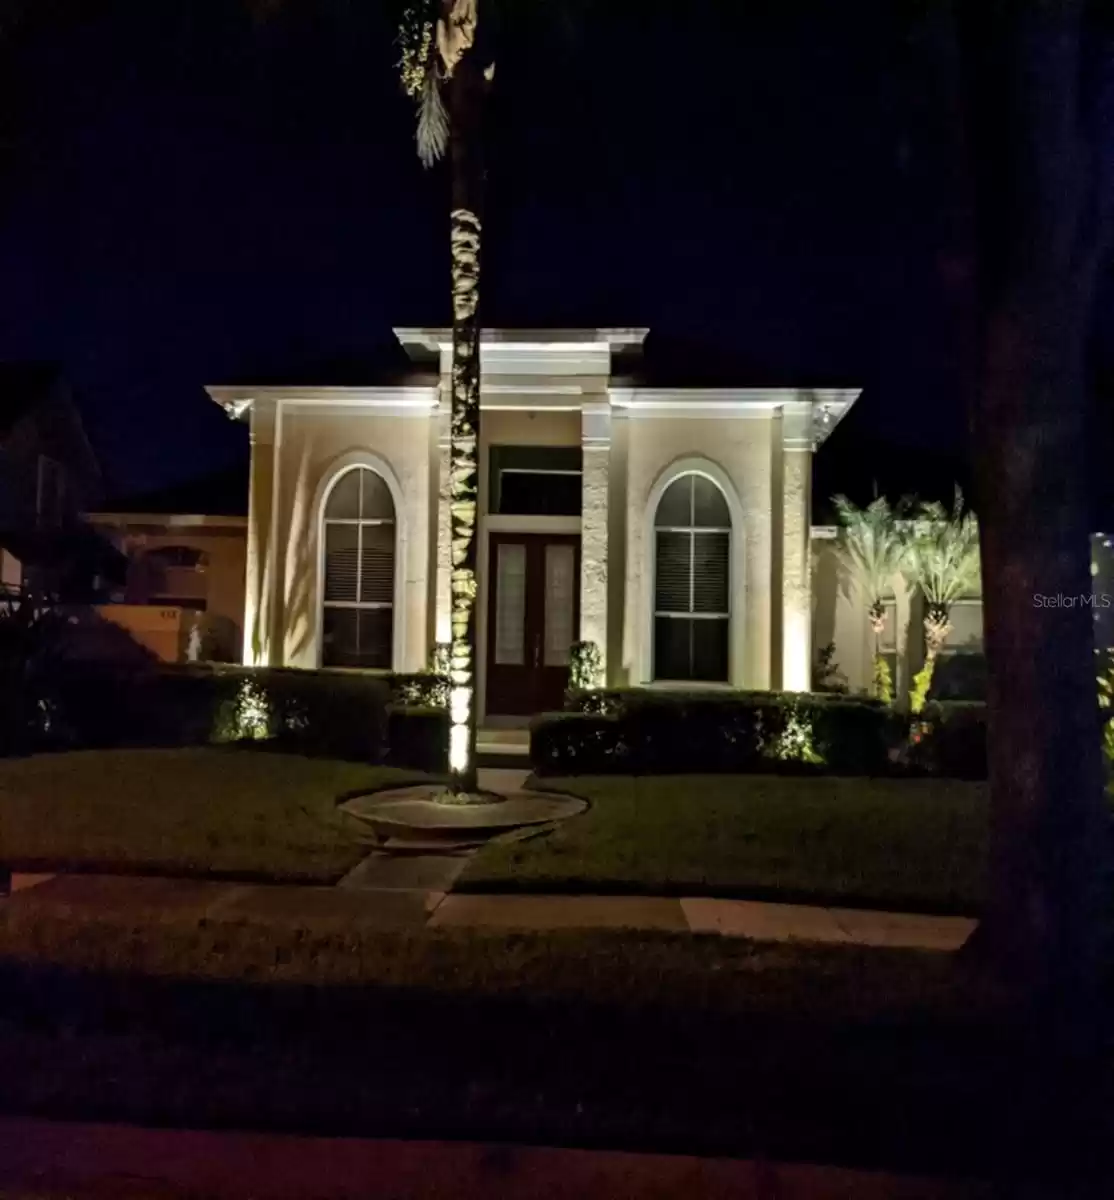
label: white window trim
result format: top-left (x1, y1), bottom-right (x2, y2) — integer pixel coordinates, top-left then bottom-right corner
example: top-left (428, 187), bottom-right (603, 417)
top-left (640, 458), bottom-right (746, 687)
top-left (313, 453), bottom-right (407, 671)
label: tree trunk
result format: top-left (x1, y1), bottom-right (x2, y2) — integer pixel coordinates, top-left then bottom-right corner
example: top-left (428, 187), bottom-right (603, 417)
top-left (972, 292), bottom-right (1108, 1000)
top-left (956, 0), bottom-right (1111, 1047)
top-left (444, 49), bottom-right (485, 793)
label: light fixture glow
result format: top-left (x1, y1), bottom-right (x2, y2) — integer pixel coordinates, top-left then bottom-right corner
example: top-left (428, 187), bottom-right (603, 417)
top-left (449, 723), bottom-right (470, 773)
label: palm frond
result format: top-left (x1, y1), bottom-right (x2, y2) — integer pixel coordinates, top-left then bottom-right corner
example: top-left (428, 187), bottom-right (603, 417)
top-left (903, 487), bottom-right (981, 608)
top-left (832, 493), bottom-right (910, 610)
top-left (416, 69), bottom-right (449, 167)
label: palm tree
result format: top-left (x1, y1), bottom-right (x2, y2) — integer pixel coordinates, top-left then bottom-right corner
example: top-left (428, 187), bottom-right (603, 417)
top-left (398, 1), bottom-right (491, 792)
top-left (902, 488), bottom-right (980, 713)
top-left (831, 494), bottom-right (908, 702)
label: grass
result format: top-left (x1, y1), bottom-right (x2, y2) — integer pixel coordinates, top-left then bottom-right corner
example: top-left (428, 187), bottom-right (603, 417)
top-left (0, 907), bottom-right (984, 1022)
top-left (0, 907), bottom-right (1050, 1179)
top-left (0, 748), bottom-right (425, 882)
top-left (458, 775), bottom-right (989, 914)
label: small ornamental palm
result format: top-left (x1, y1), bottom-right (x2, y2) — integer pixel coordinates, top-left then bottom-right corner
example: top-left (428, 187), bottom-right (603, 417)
top-left (903, 488), bottom-right (981, 711)
top-left (831, 494), bottom-right (909, 702)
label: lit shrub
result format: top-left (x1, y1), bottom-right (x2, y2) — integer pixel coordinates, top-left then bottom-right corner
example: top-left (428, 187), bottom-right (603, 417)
top-left (533, 690), bottom-right (897, 776)
top-left (569, 640), bottom-right (604, 692)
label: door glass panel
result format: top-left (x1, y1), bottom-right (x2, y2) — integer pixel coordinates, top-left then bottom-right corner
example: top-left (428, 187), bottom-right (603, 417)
top-left (544, 543), bottom-right (576, 666)
top-left (495, 543), bottom-right (527, 665)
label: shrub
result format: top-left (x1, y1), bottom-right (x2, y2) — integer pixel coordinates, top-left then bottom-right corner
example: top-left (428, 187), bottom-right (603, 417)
top-left (389, 671), bottom-right (450, 710)
top-left (44, 664), bottom-right (391, 762)
top-left (204, 667), bottom-right (391, 761)
top-left (531, 712), bottom-right (627, 775)
top-left (569, 641), bottom-right (604, 691)
top-left (534, 689), bottom-right (898, 776)
top-left (812, 642), bottom-right (848, 693)
top-left (872, 655), bottom-right (894, 705)
top-left (387, 705), bottom-right (448, 772)
top-left (930, 653), bottom-right (987, 702)
top-left (911, 702), bottom-right (987, 779)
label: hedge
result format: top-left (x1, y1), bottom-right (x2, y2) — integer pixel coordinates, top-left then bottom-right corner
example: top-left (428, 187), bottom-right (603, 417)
top-left (533, 689), bottom-right (901, 776)
top-left (912, 702), bottom-right (987, 779)
top-left (33, 663), bottom-right (450, 765)
top-left (386, 705), bottom-right (450, 773)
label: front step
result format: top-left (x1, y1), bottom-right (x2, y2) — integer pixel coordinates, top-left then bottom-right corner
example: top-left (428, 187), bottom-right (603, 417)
top-left (477, 728), bottom-right (529, 757)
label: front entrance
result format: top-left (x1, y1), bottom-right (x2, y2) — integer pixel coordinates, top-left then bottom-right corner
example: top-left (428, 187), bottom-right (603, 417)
top-left (486, 533), bottom-right (580, 716)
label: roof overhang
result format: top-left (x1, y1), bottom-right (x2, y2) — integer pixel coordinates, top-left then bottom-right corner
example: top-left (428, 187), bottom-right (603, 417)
top-left (206, 386), bottom-right (439, 421)
top-left (394, 327), bottom-right (649, 378)
top-left (87, 512), bottom-right (249, 530)
top-left (609, 387), bottom-right (860, 447)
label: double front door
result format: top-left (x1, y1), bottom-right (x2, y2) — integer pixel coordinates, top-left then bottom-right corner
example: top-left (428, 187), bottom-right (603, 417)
top-left (486, 533), bottom-right (580, 716)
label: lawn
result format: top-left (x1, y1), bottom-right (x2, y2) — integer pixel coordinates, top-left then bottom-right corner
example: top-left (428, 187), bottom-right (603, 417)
top-left (458, 775), bottom-right (990, 914)
top-left (0, 908), bottom-right (1045, 1179)
top-left (0, 748), bottom-right (424, 882)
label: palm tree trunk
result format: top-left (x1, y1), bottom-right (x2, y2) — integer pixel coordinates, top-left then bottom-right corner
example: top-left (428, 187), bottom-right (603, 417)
top-left (444, 49), bottom-right (485, 793)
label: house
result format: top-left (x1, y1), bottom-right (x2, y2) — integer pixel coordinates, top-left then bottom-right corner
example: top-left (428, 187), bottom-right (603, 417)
top-left (88, 469), bottom-right (248, 663)
top-left (0, 364), bottom-right (112, 598)
top-left (209, 328), bottom-right (861, 722)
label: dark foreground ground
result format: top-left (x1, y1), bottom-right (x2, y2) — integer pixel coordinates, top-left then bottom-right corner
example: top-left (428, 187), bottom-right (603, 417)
top-left (0, 922), bottom-right (1111, 1191)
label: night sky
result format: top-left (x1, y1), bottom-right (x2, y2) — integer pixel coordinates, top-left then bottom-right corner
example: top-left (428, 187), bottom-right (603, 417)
top-left (1, 1), bottom-right (1109, 509)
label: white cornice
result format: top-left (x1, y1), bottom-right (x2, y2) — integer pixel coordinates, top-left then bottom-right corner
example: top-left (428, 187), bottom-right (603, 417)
top-left (394, 327), bottom-right (649, 356)
top-left (206, 386), bottom-right (438, 420)
top-left (610, 387), bottom-right (861, 448)
top-left (394, 327), bottom-right (648, 379)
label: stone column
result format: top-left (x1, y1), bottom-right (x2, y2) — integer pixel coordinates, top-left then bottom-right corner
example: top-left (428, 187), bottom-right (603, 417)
top-left (781, 404), bottom-right (813, 691)
top-left (580, 401), bottom-right (611, 677)
top-left (244, 398), bottom-right (275, 666)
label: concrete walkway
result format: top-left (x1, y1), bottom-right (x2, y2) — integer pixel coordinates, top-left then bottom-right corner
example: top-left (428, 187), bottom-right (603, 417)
top-left (4, 873), bottom-right (976, 949)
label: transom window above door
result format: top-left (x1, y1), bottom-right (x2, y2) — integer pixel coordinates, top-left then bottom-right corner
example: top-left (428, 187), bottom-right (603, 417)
top-left (489, 445), bottom-right (582, 516)
top-left (653, 472), bottom-right (732, 683)
top-left (321, 467), bottom-right (395, 669)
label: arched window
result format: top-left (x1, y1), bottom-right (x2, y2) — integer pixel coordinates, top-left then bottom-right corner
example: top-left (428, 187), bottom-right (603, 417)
top-left (321, 467), bottom-right (395, 668)
top-left (653, 473), bottom-right (731, 682)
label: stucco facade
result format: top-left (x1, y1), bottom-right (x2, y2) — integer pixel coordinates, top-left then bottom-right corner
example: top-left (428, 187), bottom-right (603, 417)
top-left (89, 512), bottom-right (248, 662)
top-left (210, 329), bottom-right (860, 719)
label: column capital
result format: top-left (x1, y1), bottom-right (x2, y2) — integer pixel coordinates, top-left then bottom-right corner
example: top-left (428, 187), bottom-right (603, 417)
top-left (582, 401), bottom-right (612, 452)
top-left (781, 396), bottom-right (839, 451)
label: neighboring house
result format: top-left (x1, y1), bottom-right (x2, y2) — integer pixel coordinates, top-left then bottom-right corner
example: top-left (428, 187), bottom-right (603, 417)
top-left (209, 327), bottom-right (861, 722)
top-left (0, 364), bottom-right (113, 598)
top-left (89, 471), bottom-right (248, 663)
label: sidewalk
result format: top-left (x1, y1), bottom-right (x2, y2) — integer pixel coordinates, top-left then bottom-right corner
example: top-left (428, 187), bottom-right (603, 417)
top-left (4, 871), bottom-right (976, 950)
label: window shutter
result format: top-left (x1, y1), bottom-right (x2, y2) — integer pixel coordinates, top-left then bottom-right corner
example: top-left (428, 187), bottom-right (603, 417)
top-left (655, 531), bottom-right (691, 612)
top-left (324, 525), bottom-right (359, 602)
top-left (358, 525), bottom-right (394, 605)
top-left (692, 532), bottom-right (729, 613)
